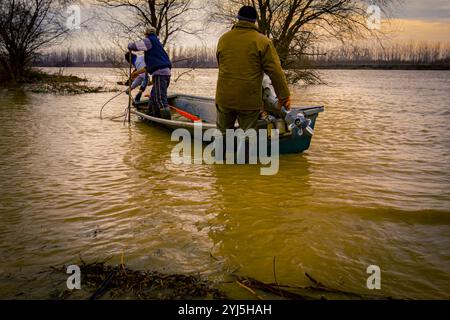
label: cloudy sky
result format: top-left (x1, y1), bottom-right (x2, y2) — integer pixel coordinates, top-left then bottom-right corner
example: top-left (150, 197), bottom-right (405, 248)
top-left (396, 0), bottom-right (450, 20)
top-left (387, 0), bottom-right (450, 42)
top-left (70, 0), bottom-right (450, 48)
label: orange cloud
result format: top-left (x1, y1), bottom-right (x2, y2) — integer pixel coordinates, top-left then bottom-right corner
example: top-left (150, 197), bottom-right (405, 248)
top-left (386, 19), bottom-right (450, 42)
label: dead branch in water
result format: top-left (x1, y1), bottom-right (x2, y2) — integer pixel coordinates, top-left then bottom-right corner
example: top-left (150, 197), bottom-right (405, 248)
top-left (173, 69), bottom-right (195, 83)
top-left (236, 280), bottom-right (264, 300)
top-left (273, 256), bottom-right (283, 298)
top-left (233, 272), bottom-right (396, 300)
top-left (50, 258), bottom-right (398, 300)
top-left (233, 275), bottom-right (311, 300)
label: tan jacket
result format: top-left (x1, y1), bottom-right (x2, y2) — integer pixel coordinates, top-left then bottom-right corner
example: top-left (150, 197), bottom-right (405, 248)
top-left (216, 21), bottom-right (290, 110)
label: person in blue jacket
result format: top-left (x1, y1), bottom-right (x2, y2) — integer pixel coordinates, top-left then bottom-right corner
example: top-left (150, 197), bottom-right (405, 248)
top-left (128, 27), bottom-right (172, 120)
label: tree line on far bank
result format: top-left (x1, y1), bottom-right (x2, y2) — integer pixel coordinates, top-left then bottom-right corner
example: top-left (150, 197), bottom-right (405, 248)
top-left (34, 42), bottom-right (450, 70)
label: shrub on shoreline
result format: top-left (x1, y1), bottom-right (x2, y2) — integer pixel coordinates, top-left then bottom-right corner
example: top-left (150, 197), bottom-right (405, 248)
top-left (0, 68), bottom-right (116, 95)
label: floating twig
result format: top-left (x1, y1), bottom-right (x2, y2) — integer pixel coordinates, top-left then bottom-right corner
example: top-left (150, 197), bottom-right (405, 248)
top-left (233, 275), bottom-right (309, 300)
top-left (236, 280), bottom-right (264, 300)
top-left (273, 256), bottom-right (283, 298)
top-left (89, 271), bottom-right (116, 300)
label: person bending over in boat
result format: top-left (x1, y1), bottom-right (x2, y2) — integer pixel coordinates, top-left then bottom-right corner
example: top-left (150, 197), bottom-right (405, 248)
top-left (128, 27), bottom-right (172, 120)
top-left (124, 52), bottom-right (150, 103)
top-left (216, 5), bottom-right (291, 133)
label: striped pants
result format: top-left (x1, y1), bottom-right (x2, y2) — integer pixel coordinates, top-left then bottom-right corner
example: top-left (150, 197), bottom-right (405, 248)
top-left (149, 75), bottom-right (171, 115)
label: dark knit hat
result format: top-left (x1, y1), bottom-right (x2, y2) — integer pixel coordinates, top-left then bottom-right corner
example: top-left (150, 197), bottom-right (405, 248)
top-left (237, 6), bottom-right (258, 23)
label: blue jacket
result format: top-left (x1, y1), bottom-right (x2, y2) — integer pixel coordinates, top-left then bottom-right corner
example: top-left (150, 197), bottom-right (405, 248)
top-left (128, 34), bottom-right (172, 74)
top-left (146, 34), bottom-right (171, 74)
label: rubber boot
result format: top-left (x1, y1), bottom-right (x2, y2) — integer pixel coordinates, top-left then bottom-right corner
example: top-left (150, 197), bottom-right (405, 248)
top-left (160, 107), bottom-right (172, 120)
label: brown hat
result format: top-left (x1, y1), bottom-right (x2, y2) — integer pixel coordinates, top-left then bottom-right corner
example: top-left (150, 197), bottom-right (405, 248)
top-left (144, 26), bottom-right (157, 36)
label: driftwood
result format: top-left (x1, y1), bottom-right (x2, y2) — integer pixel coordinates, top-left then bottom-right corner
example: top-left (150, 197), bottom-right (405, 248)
top-left (233, 272), bottom-right (395, 300)
top-left (51, 255), bottom-right (398, 300)
top-left (54, 259), bottom-right (227, 300)
top-left (233, 275), bottom-right (313, 300)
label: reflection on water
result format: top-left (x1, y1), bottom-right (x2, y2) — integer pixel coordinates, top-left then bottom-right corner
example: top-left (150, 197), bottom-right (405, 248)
top-left (0, 69), bottom-right (449, 299)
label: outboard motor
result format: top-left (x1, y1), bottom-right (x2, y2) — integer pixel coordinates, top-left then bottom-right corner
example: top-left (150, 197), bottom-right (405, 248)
top-left (262, 75), bottom-right (314, 137)
top-left (282, 107), bottom-right (314, 137)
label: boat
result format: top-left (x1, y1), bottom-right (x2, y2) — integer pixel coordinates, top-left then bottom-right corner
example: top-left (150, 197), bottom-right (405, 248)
top-left (132, 93), bottom-right (324, 154)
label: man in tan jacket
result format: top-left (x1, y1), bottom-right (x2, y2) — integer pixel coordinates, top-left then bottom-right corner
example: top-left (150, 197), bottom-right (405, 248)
top-left (216, 5), bottom-right (291, 133)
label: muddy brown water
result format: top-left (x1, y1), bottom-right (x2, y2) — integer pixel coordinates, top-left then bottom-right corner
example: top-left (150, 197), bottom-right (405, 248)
top-left (0, 68), bottom-right (449, 299)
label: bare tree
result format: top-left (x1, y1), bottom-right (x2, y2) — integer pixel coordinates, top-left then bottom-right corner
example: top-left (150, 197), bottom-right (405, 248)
top-left (211, 0), bottom-right (397, 84)
top-left (96, 0), bottom-right (201, 47)
top-left (0, 0), bottom-right (75, 82)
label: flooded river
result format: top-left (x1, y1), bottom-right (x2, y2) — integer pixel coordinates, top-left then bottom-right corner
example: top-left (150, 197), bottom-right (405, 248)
top-left (0, 68), bottom-right (449, 299)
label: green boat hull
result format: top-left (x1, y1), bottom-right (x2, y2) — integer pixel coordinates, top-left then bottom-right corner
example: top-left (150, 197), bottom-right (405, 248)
top-left (132, 94), bottom-right (324, 154)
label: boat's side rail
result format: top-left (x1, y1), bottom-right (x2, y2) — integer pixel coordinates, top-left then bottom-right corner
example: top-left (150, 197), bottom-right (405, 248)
top-left (132, 109), bottom-right (216, 130)
top-left (298, 106), bottom-right (325, 117)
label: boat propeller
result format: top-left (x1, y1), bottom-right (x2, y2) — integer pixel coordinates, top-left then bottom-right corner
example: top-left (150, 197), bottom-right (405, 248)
top-left (282, 107), bottom-right (314, 137)
top-left (262, 75), bottom-right (314, 137)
